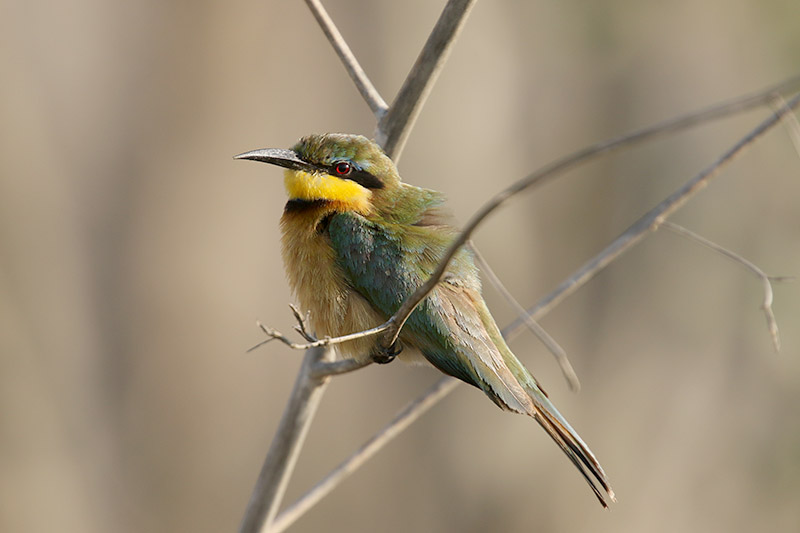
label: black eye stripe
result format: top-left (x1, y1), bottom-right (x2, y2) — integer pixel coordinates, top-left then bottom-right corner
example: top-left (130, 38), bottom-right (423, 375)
top-left (346, 168), bottom-right (384, 189)
top-left (326, 162), bottom-right (384, 190)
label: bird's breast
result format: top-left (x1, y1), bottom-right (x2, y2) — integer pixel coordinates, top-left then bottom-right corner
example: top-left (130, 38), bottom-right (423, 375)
top-left (279, 203), bottom-right (384, 362)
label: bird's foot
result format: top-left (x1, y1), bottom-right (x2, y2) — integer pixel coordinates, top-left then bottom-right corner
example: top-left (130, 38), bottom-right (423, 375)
top-left (370, 340), bottom-right (403, 364)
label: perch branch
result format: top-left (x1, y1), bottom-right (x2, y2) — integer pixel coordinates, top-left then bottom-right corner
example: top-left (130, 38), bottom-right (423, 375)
top-left (376, 0), bottom-right (477, 160)
top-left (304, 0), bottom-right (388, 118)
top-left (239, 345), bottom-right (335, 533)
top-left (661, 221), bottom-right (793, 352)
top-left (248, 320), bottom-right (392, 353)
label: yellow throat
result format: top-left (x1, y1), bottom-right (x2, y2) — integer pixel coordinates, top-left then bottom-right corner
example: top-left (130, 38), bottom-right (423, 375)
top-left (283, 169), bottom-right (371, 213)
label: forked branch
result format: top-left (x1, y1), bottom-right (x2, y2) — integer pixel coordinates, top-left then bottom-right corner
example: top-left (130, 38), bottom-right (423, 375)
top-left (662, 221), bottom-right (793, 352)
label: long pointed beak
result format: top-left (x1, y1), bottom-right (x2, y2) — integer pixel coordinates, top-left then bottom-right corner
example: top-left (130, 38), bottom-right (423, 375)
top-left (234, 148), bottom-right (317, 173)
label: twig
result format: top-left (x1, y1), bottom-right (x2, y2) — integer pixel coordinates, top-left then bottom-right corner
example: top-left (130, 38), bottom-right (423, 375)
top-left (289, 304), bottom-right (315, 343)
top-left (250, 320), bottom-right (392, 352)
top-left (661, 221), bottom-right (793, 352)
top-left (471, 244), bottom-right (581, 392)
top-left (304, 0), bottom-right (388, 118)
top-left (375, 0), bottom-right (477, 161)
top-left (380, 86), bottom-right (800, 352)
top-left (239, 345), bottom-right (335, 533)
top-left (270, 376), bottom-right (459, 533)
top-left (503, 92), bottom-right (800, 340)
top-left (770, 94), bottom-right (800, 160)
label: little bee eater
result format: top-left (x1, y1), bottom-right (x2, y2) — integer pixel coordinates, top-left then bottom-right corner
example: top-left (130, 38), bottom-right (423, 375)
top-left (236, 133), bottom-right (615, 507)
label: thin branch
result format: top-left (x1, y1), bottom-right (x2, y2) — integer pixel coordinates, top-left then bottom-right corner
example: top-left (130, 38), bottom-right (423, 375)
top-left (471, 244), bottom-right (581, 392)
top-left (239, 345), bottom-right (336, 533)
top-left (304, 0), bottom-right (389, 118)
top-left (270, 375), bottom-right (459, 533)
top-left (380, 84), bottom-right (800, 351)
top-left (770, 94), bottom-right (800, 160)
top-left (250, 320), bottom-right (392, 352)
top-left (503, 92), bottom-right (800, 340)
top-left (310, 357), bottom-right (373, 379)
top-left (661, 221), bottom-right (794, 352)
top-left (289, 304), bottom-right (315, 343)
top-left (376, 0), bottom-right (477, 160)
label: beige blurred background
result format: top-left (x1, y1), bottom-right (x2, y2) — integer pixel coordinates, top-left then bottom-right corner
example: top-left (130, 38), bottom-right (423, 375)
top-left (2, 1), bottom-right (799, 532)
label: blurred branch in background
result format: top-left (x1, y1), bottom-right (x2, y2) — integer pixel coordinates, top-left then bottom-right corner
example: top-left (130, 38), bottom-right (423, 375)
top-left (662, 221), bottom-right (794, 352)
top-left (239, 1), bottom-right (800, 532)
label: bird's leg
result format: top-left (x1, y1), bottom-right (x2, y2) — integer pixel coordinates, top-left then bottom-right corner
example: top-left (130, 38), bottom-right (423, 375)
top-left (370, 339), bottom-right (403, 364)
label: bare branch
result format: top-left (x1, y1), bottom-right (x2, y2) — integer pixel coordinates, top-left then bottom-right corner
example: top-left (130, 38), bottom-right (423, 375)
top-left (381, 85), bottom-right (800, 351)
top-left (239, 345), bottom-right (336, 533)
top-left (503, 92), bottom-right (800, 340)
top-left (304, 0), bottom-right (389, 118)
top-left (270, 376), bottom-right (459, 533)
top-left (311, 357), bottom-right (373, 379)
top-left (250, 319), bottom-right (392, 352)
top-left (662, 221), bottom-right (794, 352)
top-left (770, 94), bottom-right (800, 160)
top-left (376, 0), bottom-right (477, 160)
top-left (471, 244), bottom-right (581, 392)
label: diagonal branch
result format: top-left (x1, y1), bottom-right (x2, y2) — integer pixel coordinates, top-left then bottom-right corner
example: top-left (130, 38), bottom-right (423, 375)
top-left (381, 87), bottom-right (800, 351)
top-left (304, 0), bottom-right (388, 118)
top-left (503, 92), bottom-right (800, 339)
top-left (375, 0), bottom-right (477, 160)
top-left (269, 375), bottom-right (459, 533)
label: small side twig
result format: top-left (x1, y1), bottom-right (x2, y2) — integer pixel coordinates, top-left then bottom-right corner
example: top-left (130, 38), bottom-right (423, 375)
top-left (249, 320), bottom-right (393, 353)
top-left (662, 221), bottom-right (793, 352)
top-left (770, 94), bottom-right (800, 160)
top-left (289, 304), bottom-right (315, 343)
top-left (304, 0), bottom-right (388, 118)
top-left (471, 244), bottom-right (581, 392)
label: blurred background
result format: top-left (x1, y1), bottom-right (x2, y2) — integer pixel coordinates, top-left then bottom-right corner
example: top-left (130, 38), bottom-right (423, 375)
top-left (2, 1), bottom-right (799, 532)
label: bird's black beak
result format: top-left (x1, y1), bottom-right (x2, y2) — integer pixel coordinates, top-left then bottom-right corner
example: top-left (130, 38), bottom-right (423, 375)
top-left (234, 148), bottom-right (317, 173)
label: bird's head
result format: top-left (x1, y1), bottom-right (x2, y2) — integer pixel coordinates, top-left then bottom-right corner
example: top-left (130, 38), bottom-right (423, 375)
top-left (235, 133), bottom-right (401, 214)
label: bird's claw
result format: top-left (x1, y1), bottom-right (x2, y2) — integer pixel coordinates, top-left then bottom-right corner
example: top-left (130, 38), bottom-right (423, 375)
top-left (371, 339), bottom-right (403, 364)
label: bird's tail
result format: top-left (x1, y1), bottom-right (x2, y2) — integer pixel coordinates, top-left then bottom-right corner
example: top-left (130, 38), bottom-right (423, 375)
top-left (524, 382), bottom-right (616, 507)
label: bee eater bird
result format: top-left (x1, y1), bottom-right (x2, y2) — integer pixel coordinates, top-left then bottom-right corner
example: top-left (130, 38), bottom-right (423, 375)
top-left (235, 133), bottom-right (615, 507)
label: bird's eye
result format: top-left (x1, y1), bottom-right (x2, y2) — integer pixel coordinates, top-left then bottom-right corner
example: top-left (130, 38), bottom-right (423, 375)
top-left (333, 161), bottom-right (352, 177)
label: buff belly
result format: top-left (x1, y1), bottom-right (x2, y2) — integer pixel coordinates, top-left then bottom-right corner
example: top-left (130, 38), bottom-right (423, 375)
top-left (280, 208), bottom-right (424, 363)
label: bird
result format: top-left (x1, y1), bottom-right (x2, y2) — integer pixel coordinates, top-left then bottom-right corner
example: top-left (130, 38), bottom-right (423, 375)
top-left (235, 133), bottom-right (615, 507)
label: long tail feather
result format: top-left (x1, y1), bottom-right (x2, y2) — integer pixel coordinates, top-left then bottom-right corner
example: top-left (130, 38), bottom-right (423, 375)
top-left (526, 385), bottom-right (615, 507)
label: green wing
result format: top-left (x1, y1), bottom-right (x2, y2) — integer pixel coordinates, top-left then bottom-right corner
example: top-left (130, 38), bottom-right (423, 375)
top-left (326, 209), bottom-right (530, 408)
top-left (327, 210), bottom-right (615, 506)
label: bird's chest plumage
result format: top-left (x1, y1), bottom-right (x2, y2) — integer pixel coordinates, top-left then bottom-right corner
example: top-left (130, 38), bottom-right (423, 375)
top-left (279, 204), bottom-right (385, 361)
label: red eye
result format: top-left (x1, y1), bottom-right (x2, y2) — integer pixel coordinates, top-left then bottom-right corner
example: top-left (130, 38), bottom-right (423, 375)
top-left (333, 161), bottom-right (352, 176)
